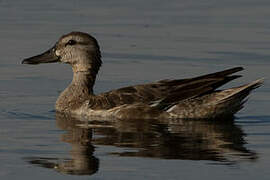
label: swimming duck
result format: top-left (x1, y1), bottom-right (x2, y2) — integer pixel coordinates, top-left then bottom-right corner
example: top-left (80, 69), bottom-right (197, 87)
top-left (22, 32), bottom-right (263, 120)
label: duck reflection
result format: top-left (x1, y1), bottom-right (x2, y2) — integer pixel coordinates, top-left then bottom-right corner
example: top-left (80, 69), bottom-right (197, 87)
top-left (26, 113), bottom-right (257, 175)
top-left (91, 117), bottom-right (256, 162)
top-left (27, 113), bottom-right (99, 175)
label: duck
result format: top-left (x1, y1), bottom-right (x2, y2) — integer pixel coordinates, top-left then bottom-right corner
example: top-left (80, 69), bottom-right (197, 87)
top-left (22, 32), bottom-right (263, 120)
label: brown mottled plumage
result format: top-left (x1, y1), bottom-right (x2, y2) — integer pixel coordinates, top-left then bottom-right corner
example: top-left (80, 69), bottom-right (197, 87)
top-left (22, 32), bottom-right (263, 120)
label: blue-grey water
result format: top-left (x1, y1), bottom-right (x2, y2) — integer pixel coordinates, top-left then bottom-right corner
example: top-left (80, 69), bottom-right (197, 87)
top-left (1, 0), bottom-right (270, 179)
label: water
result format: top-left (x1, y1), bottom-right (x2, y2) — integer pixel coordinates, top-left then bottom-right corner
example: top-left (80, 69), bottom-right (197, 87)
top-left (1, 0), bottom-right (270, 179)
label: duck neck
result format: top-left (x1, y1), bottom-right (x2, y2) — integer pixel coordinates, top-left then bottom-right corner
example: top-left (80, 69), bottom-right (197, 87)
top-left (71, 69), bottom-right (97, 94)
top-left (71, 49), bottom-right (102, 93)
top-left (55, 68), bottom-right (98, 112)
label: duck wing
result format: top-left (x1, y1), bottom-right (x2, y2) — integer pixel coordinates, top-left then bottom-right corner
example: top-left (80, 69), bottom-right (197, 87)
top-left (88, 67), bottom-right (243, 110)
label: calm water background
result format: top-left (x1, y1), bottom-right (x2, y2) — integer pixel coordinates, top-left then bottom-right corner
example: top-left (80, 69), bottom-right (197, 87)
top-left (1, 0), bottom-right (270, 179)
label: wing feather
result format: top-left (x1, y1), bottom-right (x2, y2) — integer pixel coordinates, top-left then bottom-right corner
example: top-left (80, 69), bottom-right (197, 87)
top-left (88, 67), bottom-right (244, 110)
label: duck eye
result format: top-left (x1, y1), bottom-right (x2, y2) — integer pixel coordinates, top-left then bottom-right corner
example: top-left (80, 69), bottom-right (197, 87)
top-left (66, 40), bottom-right (76, 46)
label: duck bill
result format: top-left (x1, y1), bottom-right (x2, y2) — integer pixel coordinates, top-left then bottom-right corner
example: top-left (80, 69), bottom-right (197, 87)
top-left (22, 46), bottom-right (60, 65)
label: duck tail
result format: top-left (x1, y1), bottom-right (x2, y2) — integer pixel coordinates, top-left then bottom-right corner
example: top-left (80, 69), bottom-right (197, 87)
top-left (217, 78), bottom-right (263, 103)
top-left (213, 78), bottom-right (264, 116)
top-left (167, 79), bottom-right (263, 120)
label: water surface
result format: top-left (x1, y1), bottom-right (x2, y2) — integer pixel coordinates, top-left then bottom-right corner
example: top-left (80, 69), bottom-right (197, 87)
top-left (0, 0), bottom-right (270, 179)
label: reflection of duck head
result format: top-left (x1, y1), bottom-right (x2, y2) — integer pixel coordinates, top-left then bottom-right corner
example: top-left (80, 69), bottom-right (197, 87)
top-left (26, 112), bottom-right (99, 175)
top-left (55, 113), bottom-right (99, 175)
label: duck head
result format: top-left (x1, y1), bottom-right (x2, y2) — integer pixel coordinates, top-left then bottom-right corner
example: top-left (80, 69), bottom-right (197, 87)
top-left (22, 32), bottom-right (102, 73)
